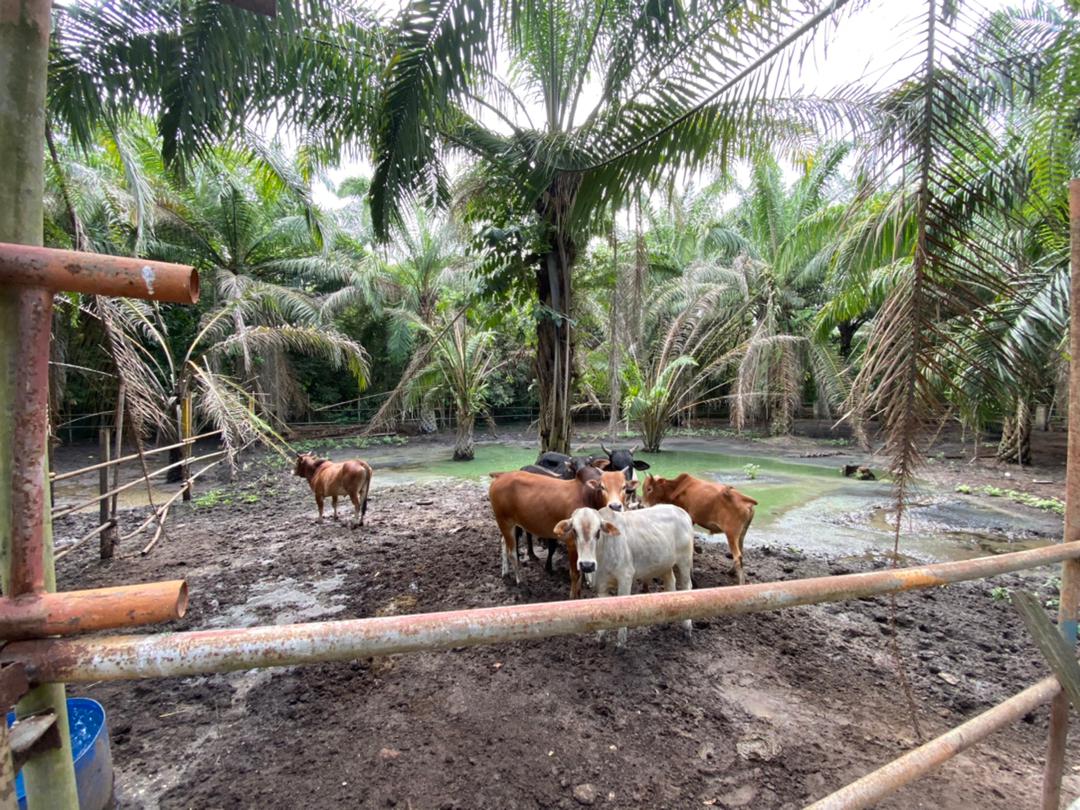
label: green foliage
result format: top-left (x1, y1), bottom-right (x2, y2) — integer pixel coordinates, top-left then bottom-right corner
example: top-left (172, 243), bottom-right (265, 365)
top-left (954, 484), bottom-right (973, 495)
top-left (973, 485), bottom-right (1065, 514)
top-left (193, 489), bottom-right (233, 509)
top-left (742, 463), bottom-right (760, 480)
top-left (989, 586), bottom-right (1011, 602)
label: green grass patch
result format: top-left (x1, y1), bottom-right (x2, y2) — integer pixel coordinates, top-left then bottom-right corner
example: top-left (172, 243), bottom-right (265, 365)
top-left (976, 485), bottom-right (1064, 515)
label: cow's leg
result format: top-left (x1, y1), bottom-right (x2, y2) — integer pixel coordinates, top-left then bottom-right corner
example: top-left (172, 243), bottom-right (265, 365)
top-left (567, 543), bottom-right (581, 599)
top-left (615, 577), bottom-right (632, 646)
top-left (728, 522), bottom-right (747, 585)
top-left (497, 521), bottom-right (521, 584)
top-left (672, 564), bottom-right (693, 638)
top-left (332, 495), bottom-right (340, 520)
top-left (544, 538), bottom-right (557, 573)
top-left (315, 494), bottom-right (325, 522)
top-left (348, 490), bottom-right (362, 529)
top-left (526, 532), bottom-right (540, 562)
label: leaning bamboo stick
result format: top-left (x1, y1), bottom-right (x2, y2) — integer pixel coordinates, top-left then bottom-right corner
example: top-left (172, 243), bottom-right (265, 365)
top-left (50, 429), bottom-right (222, 483)
top-left (120, 484), bottom-right (190, 542)
top-left (140, 503), bottom-right (173, 555)
top-left (51, 448), bottom-right (226, 519)
top-left (54, 521), bottom-right (116, 562)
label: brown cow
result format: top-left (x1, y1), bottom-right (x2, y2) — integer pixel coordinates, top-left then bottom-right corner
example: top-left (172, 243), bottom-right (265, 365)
top-left (489, 467), bottom-right (636, 598)
top-left (293, 452), bottom-right (373, 528)
top-left (641, 473), bottom-right (757, 584)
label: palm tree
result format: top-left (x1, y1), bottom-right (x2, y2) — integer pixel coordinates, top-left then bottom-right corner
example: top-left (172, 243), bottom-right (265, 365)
top-left (407, 317), bottom-right (503, 460)
top-left (48, 0), bottom-right (384, 169)
top-left (325, 199), bottom-right (470, 432)
top-left (710, 146), bottom-right (853, 435)
top-left (44, 122), bottom-right (369, 459)
top-left (369, 0), bottom-right (858, 453)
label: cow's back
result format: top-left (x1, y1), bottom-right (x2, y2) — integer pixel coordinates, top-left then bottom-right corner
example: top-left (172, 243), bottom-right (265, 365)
top-left (489, 472), bottom-right (580, 537)
top-left (313, 460), bottom-right (369, 496)
top-left (615, 505), bottom-right (692, 570)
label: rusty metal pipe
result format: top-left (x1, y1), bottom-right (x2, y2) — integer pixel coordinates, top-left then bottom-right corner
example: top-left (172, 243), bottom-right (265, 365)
top-left (9, 287), bottom-right (53, 595)
top-left (0, 580), bottom-right (187, 640)
top-left (6, 542), bottom-right (1080, 684)
top-left (806, 676), bottom-right (1061, 810)
top-left (0, 243), bottom-right (198, 304)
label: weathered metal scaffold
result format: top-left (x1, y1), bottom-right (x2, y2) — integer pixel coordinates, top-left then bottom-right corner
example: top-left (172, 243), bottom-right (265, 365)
top-left (1, 1), bottom-right (1078, 808)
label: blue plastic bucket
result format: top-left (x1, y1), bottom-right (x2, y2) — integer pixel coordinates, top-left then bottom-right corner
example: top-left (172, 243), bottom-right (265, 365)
top-left (6, 698), bottom-right (114, 810)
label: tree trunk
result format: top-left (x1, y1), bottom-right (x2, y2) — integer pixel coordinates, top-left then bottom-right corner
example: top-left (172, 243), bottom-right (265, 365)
top-left (535, 238), bottom-right (575, 454)
top-left (997, 397), bottom-right (1032, 465)
top-left (606, 226), bottom-right (621, 439)
top-left (453, 411), bottom-right (475, 460)
top-left (837, 320), bottom-right (858, 359)
top-left (418, 403), bottom-right (438, 434)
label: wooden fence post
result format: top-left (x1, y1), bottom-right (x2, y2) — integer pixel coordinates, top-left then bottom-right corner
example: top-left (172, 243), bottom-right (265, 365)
top-left (97, 428), bottom-right (116, 559)
top-left (180, 394), bottom-right (192, 502)
top-left (1042, 178), bottom-right (1080, 809)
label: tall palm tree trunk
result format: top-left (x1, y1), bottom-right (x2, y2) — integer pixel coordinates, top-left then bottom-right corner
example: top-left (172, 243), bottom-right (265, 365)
top-left (535, 180), bottom-right (579, 454)
top-left (997, 396), bottom-right (1032, 465)
top-left (606, 227), bottom-right (621, 439)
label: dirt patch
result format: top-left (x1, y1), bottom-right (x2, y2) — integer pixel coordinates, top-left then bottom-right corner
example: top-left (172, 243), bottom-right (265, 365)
top-left (50, 454), bottom-right (1079, 809)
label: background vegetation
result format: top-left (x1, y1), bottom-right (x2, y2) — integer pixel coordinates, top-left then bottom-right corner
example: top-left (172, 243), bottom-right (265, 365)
top-left (42, 0), bottom-right (1080, 474)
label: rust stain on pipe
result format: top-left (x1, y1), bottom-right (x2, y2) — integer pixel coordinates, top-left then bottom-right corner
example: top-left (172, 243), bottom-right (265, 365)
top-left (0, 580), bottom-right (187, 639)
top-left (5, 543), bottom-right (1080, 684)
top-left (806, 676), bottom-right (1061, 810)
top-left (9, 287), bottom-right (53, 595)
top-left (0, 243), bottom-right (198, 303)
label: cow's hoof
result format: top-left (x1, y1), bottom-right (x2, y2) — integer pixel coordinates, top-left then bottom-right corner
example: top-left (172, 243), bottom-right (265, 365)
top-left (527, 553), bottom-right (540, 563)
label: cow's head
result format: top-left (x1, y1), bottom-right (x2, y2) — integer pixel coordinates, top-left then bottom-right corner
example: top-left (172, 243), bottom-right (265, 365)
top-left (293, 452), bottom-right (322, 479)
top-left (641, 474), bottom-right (672, 506)
top-left (554, 507), bottom-right (619, 584)
top-left (599, 442), bottom-right (650, 482)
top-left (580, 468), bottom-right (637, 512)
top-left (568, 455), bottom-right (609, 475)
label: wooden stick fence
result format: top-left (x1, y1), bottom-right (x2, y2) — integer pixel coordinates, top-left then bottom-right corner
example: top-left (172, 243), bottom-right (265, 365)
top-left (50, 430), bottom-right (228, 560)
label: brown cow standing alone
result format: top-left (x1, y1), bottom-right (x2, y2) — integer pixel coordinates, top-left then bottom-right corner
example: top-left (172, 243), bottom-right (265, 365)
top-left (641, 473), bottom-right (757, 584)
top-left (293, 452), bottom-right (373, 528)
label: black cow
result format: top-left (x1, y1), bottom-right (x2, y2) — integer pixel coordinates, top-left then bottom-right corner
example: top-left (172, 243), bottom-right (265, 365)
top-left (599, 443), bottom-right (650, 503)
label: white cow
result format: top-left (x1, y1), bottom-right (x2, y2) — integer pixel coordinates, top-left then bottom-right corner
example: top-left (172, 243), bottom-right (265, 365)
top-left (553, 504), bottom-right (694, 646)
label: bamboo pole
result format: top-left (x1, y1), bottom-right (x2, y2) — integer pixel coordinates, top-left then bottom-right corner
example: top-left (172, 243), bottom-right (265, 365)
top-left (98, 428), bottom-right (115, 559)
top-left (1042, 178), bottom-right (1080, 810)
top-left (6, 542), bottom-right (1080, 684)
top-left (54, 522), bottom-right (115, 563)
top-left (49, 429), bottom-right (222, 483)
top-left (0, 1), bottom-right (80, 807)
top-left (50, 447), bottom-right (226, 520)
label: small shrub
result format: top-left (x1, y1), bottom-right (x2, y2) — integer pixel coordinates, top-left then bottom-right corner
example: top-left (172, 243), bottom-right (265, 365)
top-left (742, 463), bottom-right (760, 480)
top-left (982, 486), bottom-right (1005, 498)
top-left (989, 586), bottom-right (1011, 602)
top-left (240, 493), bottom-right (260, 504)
top-left (954, 484), bottom-right (972, 495)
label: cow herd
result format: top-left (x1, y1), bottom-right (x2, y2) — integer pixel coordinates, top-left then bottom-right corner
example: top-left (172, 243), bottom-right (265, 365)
top-left (294, 444), bottom-right (757, 646)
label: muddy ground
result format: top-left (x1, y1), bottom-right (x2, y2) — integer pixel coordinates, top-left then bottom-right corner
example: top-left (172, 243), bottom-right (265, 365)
top-left (49, 430), bottom-right (1080, 810)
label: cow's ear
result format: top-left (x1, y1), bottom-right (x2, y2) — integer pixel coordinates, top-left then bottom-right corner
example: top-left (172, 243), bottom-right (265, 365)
top-left (601, 521), bottom-right (620, 536)
top-left (585, 479), bottom-right (600, 490)
top-left (633, 459), bottom-right (651, 471)
top-left (553, 520), bottom-right (573, 539)
top-left (625, 479), bottom-right (639, 491)
top-left (591, 458), bottom-right (610, 470)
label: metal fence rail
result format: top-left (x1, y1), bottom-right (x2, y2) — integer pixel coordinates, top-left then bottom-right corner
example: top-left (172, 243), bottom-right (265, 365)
top-left (7, 542), bottom-right (1080, 683)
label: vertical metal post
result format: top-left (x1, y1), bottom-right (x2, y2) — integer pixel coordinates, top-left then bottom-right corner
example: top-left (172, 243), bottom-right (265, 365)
top-left (1043, 178), bottom-right (1080, 809)
top-left (0, 2), bottom-right (80, 808)
top-left (98, 428), bottom-right (115, 559)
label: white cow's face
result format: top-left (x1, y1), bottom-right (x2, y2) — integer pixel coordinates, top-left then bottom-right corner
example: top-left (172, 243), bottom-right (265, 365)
top-left (553, 508), bottom-right (619, 588)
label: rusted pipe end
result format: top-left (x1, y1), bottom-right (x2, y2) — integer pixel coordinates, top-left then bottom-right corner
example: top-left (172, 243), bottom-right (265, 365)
top-left (187, 268), bottom-right (200, 305)
top-left (174, 581), bottom-right (190, 620)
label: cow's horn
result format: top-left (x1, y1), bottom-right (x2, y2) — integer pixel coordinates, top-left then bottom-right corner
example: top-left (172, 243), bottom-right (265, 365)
top-left (629, 444), bottom-right (640, 455)
top-left (600, 441), bottom-right (611, 456)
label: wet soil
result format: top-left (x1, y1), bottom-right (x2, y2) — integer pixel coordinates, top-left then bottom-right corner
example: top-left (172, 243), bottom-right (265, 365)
top-left (50, 443), bottom-right (1080, 810)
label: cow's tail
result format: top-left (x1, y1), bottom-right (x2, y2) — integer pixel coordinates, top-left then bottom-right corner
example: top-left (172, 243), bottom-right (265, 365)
top-left (360, 461), bottom-right (373, 517)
